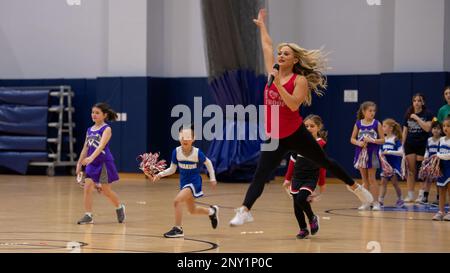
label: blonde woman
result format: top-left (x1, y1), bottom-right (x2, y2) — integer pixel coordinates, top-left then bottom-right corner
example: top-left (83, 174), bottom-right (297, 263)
top-left (230, 9), bottom-right (373, 226)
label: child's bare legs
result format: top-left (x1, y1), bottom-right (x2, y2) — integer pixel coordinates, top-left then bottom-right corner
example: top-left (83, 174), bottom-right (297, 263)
top-left (368, 168), bottom-right (380, 209)
top-left (391, 175), bottom-right (403, 199)
top-left (405, 154), bottom-right (417, 202)
top-left (101, 184), bottom-right (121, 208)
top-left (173, 188), bottom-right (209, 227)
top-left (359, 168), bottom-right (369, 190)
top-left (420, 180), bottom-right (432, 203)
top-left (77, 179), bottom-right (96, 224)
top-left (434, 183), bottom-right (440, 203)
top-left (358, 168), bottom-right (371, 209)
top-left (438, 186), bottom-right (448, 215)
top-left (83, 179), bottom-right (95, 213)
top-left (186, 195), bottom-right (210, 216)
top-left (379, 177), bottom-right (388, 205)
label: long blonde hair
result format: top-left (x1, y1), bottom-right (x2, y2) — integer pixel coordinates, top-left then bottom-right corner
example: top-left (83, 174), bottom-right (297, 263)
top-left (383, 118), bottom-right (402, 140)
top-left (277, 42), bottom-right (328, 106)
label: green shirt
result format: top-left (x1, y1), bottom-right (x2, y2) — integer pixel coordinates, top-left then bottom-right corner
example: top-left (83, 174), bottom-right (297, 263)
top-left (437, 104), bottom-right (450, 123)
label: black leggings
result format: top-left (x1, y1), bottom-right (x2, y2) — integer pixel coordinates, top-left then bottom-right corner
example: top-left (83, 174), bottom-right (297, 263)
top-left (243, 123), bottom-right (355, 209)
top-left (293, 190), bottom-right (314, 230)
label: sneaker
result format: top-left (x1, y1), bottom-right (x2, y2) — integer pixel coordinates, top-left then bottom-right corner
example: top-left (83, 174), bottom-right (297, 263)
top-left (77, 214), bottom-right (93, 225)
top-left (444, 214), bottom-right (450, 221)
top-left (229, 207), bottom-right (254, 226)
top-left (372, 202), bottom-right (382, 211)
top-left (378, 201), bottom-right (384, 207)
top-left (415, 196), bottom-right (424, 203)
top-left (358, 203), bottom-right (371, 211)
top-left (296, 229), bottom-right (310, 239)
top-left (431, 200), bottom-right (439, 206)
top-left (116, 204), bottom-right (126, 223)
top-left (309, 215), bottom-right (319, 235)
top-left (432, 212), bottom-right (444, 221)
top-left (395, 199), bottom-right (405, 208)
top-left (209, 205), bottom-right (219, 229)
top-left (347, 184), bottom-right (374, 204)
top-left (164, 226), bottom-right (184, 238)
top-left (404, 196), bottom-right (414, 203)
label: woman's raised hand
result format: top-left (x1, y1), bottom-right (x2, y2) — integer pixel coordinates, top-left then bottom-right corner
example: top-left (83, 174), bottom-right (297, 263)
top-left (253, 8), bottom-right (267, 27)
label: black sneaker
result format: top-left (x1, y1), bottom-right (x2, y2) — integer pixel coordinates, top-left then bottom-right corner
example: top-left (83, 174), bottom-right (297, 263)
top-left (116, 204), bottom-right (126, 223)
top-left (209, 205), bottom-right (219, 229)
top-left (77, 214), bottom-right (93, 225)
top-left (164, 226), bottom-right (184, 238)
top-left (309, 215), bottom-right (319, 235)
top-left (296, 229), bottom-right (310, 239)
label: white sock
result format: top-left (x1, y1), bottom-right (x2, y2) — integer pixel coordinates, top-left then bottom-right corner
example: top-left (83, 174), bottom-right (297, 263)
top-left (85, 212), bottom-right (92, 217)
top-left (418, 190), bottom-right (424, 197)
top-left (208, 208), bottom-right (215, 216)
top-left (116, 204), bottom-right (123, 210)
top-left (378, 197), bottom-right (384, 203)
top-left (408, 191), bottom-right (414, 199)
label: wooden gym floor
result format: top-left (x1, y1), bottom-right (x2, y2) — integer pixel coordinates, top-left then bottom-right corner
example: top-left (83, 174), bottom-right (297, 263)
top-left (0, 173), bottom-right (448, 253)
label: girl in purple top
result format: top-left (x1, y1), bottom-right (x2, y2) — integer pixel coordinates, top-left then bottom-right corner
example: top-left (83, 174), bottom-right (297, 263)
top-left (76, 103), bottom-right (125, 225)
top-left (351, 101), bottom-right (385, 211)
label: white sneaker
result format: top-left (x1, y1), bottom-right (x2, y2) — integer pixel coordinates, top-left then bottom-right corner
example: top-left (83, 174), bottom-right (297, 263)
top-left (347, 184), bottom-right (374, 204)
top-left (229, 207), bottom-right (254, 226)
top-left (444, 213), bottom-right (450, 221)
top-left (415, 195), bottom-right (424, 203)
top-left (432, 212), bottom-right (444, 221)
top-left (358, 203), bottom-right (371, 211)
top-left (372, 202), bottom-right (381, 211)
top-left (404, 196), bottom-right (414, 203)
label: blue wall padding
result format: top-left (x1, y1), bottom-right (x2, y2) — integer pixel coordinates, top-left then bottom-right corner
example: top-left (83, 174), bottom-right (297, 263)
top-left (95, 77), bottom-right (123, 170)
top-left (1, 72), bottom-right (448, 178)
top-left (0, 105), bottom-right (48, 136)
top-left (120, 77), bottom-right (148, 172)
top-left (0, 152), bottom-right (48, 174)
top-left (0, 89), bottom-right (49, 106)
top-left (0, 136), bottom-right (47, 151)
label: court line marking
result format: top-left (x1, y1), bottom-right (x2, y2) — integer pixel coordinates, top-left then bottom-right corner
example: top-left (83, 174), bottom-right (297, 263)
top-left (0, 231), bottom-right (218, 253)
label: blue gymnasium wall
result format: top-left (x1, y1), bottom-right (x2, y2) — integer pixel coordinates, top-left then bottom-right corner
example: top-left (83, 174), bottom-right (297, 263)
top-left (1, 72), bottom-right (449, 177)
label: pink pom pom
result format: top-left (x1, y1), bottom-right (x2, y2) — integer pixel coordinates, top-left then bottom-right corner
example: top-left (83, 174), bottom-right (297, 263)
top-left (138, 152), bottom-right (167, 177)
top-left (418, 155), bottom-right (442, 181)
top-left (379, 151), bottom-right (395, 178)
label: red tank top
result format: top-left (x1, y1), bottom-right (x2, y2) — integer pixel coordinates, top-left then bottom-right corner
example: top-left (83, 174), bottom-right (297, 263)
top-left (264, 74), bottom-right (303, 139)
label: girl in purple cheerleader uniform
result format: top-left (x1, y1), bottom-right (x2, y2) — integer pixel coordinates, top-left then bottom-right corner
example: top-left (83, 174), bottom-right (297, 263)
top-left (76, 103), bottom-right (125, 225)
top-left (351, 101), bottom-right (385, 211)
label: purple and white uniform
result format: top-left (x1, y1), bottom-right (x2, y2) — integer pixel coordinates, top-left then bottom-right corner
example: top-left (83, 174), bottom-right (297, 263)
top-left (353, 119), bottom-right (381, 169)
top-left (85, 124), bottom-right (119, 184)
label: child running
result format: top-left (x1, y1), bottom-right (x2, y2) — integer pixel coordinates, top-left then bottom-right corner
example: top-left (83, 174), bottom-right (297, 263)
top-left (152, 125), bottom-right (219, 238)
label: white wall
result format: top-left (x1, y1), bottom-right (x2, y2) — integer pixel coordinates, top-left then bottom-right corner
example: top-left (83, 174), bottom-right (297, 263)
top-left (108, 0), bottom-right (147, 77)
top-left (147, 0), bottom-right (207, 77)
top-left (0, 0), bottom-right (449, 79)
top-left (268, 0), bottom-right (386, 75)
top-left (268, 0), bottom-right (446, 75)
top-left (0, 0), bottom-right (109, 79)
top-left (394, 0), bottom-right (445, 72)
top-left (445, 0), bottom-right (450, 71)
top-left (0, 0), bottom-right (147, 79)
